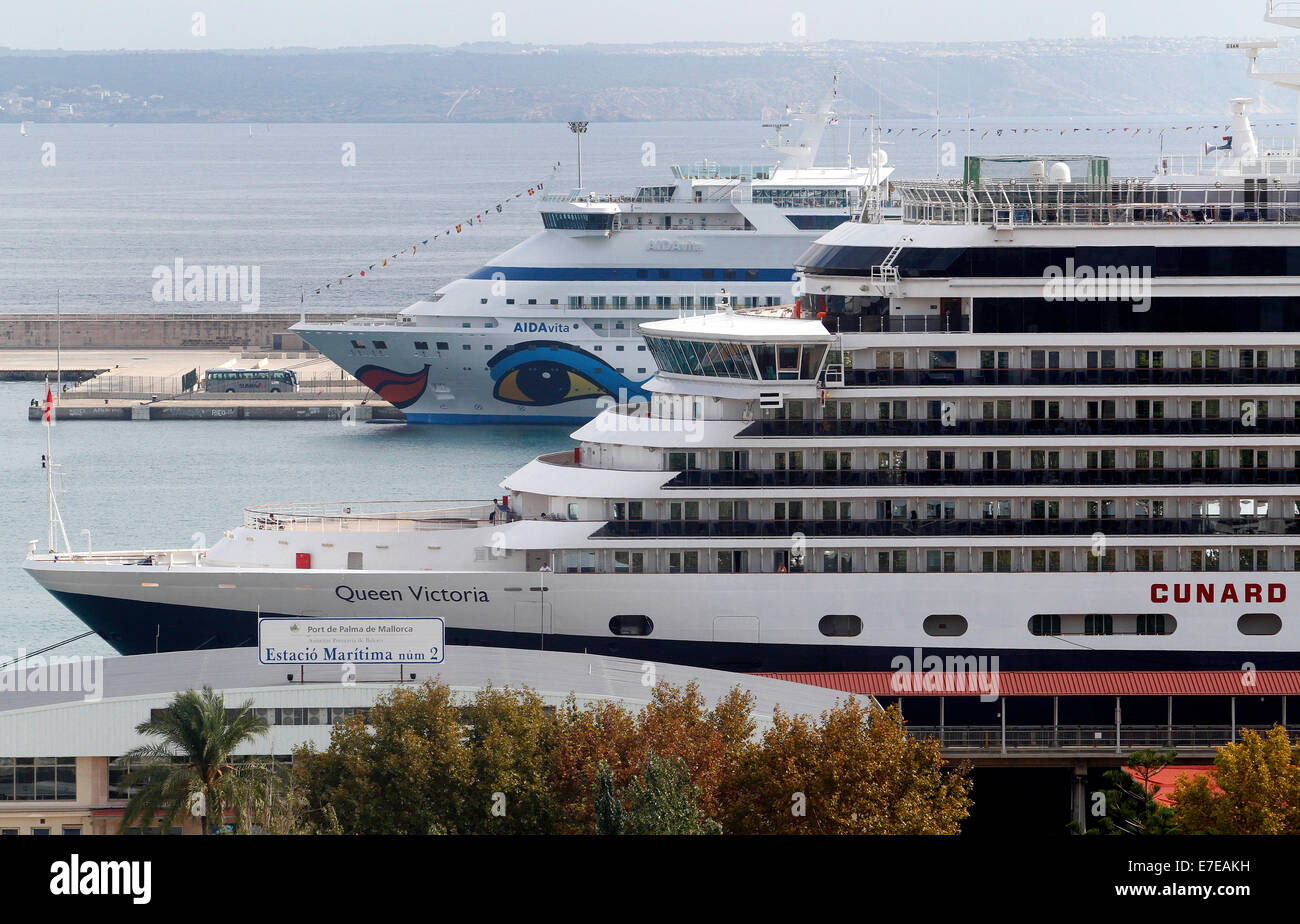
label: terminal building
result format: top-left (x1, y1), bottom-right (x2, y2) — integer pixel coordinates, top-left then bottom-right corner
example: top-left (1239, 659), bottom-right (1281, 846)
top-left (0, 646), bottom-right (866, 835)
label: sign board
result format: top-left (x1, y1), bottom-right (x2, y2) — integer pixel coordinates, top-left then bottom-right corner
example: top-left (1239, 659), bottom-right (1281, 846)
top-left (257, 617), bottom-right (444, 665)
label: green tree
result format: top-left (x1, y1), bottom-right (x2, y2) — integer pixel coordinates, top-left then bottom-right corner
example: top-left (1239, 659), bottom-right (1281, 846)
top-left (459, 685), bottom-right (560, 834)
top-left (295, 680), bottom-right (562, 834)
top-left (622, 751), bottom-right (722, 835)
top-left (117, 685), bottom-right (273, 835)
top-left (1073, 750), bottom-right (1179, 835)
top-left (1173, 726), bottom-right (1300, 834)
top-left (294, 679), bottom-right (472, 834)
top-left (593, 762), bottom-right (624, 835)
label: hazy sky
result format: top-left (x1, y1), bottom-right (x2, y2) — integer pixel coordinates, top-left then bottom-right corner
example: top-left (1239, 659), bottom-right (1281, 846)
top-left (0, 0), bottom-right (1286, 49)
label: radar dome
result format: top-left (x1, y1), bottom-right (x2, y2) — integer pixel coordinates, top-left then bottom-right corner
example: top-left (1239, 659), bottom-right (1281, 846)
top-left (1049, 162), bottom-right (1072, 184)
top-left (870, 149), bottom-right (889, 168)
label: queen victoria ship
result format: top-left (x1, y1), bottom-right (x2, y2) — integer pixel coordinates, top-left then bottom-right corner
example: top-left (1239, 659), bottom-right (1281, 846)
top-left (23, 143), bottom-right (1300, 669)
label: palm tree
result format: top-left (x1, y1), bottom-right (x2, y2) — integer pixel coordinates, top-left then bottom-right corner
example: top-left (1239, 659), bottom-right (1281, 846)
top-left (116, 685), bottom-right (273, 835)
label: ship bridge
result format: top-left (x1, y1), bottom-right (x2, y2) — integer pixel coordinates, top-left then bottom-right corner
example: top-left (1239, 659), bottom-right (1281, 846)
top-left (639, 310), bottom-right (833, 383)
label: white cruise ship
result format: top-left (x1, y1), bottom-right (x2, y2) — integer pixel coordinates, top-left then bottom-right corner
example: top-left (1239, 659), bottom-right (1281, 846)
top-left (23, 139), bottom-right (1300, 670)
top-left (291, 96), bottom-right (893, 423)
top-left (25, 8), bottom-right (1300, 671)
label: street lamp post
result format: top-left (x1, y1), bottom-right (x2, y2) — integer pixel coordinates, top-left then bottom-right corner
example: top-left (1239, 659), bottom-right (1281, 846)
top-left (567, 121), bottom-right (589, 189)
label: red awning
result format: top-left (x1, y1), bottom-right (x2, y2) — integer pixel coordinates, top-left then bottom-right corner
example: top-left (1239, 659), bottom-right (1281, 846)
top-left (757, 670), bottom-right (1300, 697)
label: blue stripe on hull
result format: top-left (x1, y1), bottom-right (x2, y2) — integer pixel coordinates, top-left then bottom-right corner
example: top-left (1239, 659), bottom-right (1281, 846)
top-left (404, 412), bottom-right (591, 425)
top-left (464, 266), bottom-right (799, 282)
top-left (47, 590), bottom-right (1291, 673)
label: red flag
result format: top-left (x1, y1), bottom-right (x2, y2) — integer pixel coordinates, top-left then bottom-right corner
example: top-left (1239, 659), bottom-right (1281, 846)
top-left (43, 387), bottom-right (52, 424)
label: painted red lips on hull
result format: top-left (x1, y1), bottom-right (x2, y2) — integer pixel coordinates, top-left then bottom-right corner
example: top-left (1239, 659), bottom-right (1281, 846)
top-left (354, 364), bottom-right (430, 409)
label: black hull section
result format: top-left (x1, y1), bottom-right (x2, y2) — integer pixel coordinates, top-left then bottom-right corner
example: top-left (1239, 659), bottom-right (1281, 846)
top-left (49, 589), bottom-right (1299, 672)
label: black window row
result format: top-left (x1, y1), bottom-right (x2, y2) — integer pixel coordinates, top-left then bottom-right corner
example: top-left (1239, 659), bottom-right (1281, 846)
top-left (665, 467), bottom-right (1300, 488)
top-left (973, 296), bottom-right (1300, 334)
top-left (739, 418), bottom-right (1300, 438)
top-left (835, 368), bottom-right (1300, 387)
top-left (150, 706), bottom-right (370, 726)
top-left (797, 243), bottom-right (1300, 280)
top-left (591, 517), bottom-right (1300, 539)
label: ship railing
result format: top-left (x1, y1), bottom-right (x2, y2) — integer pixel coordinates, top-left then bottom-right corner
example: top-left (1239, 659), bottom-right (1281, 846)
top-left (242, 500), bottom-right (499, 532)
top-left (737, 415), bottom-right (1300, 438)
top-left (662, 465), bottom-right (1300, 488)
top-left (591, 516), bottom-right (1300, 539)
top-left (25, 547), bottom-right (206, 566)
top-left (1159, 148), bottom-right (1300, 178)
top-left (672, 163), bottom-right (775, 181)
top-left (820, 313), bottom-right (970, 334)
top-left (908, 724), bottom-right (1280, 753)
top-left (892, 178), bottom-right (1300, 225)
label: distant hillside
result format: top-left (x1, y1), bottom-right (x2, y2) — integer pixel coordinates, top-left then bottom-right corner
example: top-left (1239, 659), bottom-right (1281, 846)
top-left (0, 37), bottom-right (1290, 123)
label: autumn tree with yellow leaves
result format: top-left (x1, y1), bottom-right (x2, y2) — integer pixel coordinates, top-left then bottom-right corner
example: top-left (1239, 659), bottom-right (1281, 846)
top-left (725, 701), bottom-right (972, 834)
top-left (1173, 726), bottom-right (1300, 835)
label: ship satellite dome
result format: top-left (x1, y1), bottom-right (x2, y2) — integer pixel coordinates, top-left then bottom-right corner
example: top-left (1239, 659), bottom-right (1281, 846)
top-left (870, 149), bottom-right (889, 167)
top-left (1029, 160), bottom-right (1047, 179)
top-left (1049, 161), bottom-right (1071, 184)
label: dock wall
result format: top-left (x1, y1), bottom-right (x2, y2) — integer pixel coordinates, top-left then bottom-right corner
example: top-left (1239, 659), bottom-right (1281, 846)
top-left (0, 313), bottom-right (379, 350)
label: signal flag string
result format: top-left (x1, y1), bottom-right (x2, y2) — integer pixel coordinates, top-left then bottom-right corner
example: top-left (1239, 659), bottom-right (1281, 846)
top-left (302, 163), bottom-right (562, 300)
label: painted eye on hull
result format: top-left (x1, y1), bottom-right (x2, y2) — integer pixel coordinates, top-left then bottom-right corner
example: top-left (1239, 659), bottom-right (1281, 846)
top-left (486, 340), bottom-right (649, 407)
top-left (494, 362), bottom-right (604, 405)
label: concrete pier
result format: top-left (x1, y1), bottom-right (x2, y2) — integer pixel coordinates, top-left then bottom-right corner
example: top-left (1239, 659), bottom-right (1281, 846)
top-left (29, 397), bottom-right (403, 422)
top-left (5, 347), bottom-right (402, 422)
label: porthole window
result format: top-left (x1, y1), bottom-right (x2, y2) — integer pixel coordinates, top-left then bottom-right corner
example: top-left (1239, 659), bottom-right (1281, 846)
top-left (609, 615), bottom-right (653, 637)
top-left (818, 614), bottom-right (862, 637)
top-left (1238, 613), bottom-right (1282, 636)
top-left (923, 614), bottom-right (967, 637)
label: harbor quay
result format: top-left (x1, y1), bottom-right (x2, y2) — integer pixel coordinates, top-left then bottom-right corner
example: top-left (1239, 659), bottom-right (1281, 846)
top-left (0, 339), bottom-right (403, 422)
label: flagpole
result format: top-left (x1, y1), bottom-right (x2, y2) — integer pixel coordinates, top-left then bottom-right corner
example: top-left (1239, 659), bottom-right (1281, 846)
top-left (55, 288), bottom-right (61, 400)
top-left (44, 379), bottom-right (54, 553)
top-left (42, 381), bottom-right (71, 555)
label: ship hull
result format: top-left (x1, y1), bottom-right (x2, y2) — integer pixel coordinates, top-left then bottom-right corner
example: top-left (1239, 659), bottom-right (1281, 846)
top-left (28, 561), bottom-right (1300, 672)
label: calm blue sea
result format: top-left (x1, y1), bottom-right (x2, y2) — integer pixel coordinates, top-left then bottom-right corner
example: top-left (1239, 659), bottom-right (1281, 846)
top-left (0, 115), bottom-right (1222, 655)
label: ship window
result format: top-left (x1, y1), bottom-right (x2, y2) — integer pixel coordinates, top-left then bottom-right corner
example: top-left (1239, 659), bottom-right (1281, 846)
top-left (462, 344), bottom-right (471, 350)
top-left (1030, 614), bottom-right (1061, 636)
top-left (436, 342), bottom-right (449, 351)
top-left (1238, 613), bottom-right (1282, 636)
top-left (1135, 614), bottom-right (1175, 635)
top-left (350, 340), bottom-right (365, 349)
top-left (818, 614), bottom-right (862, 637)
top-left (1084, 614), bottom-right (1114, 636)
top-left (923, 615), bottom-right (967, 637)
top-left (668, 551), bottom-right (699, 573)
top-left (612, 551), bottom-right (645, 573)
top-left (414, 341), bottom-right (429, 351)
top-left (609, 615), bottom-right (653, 636)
